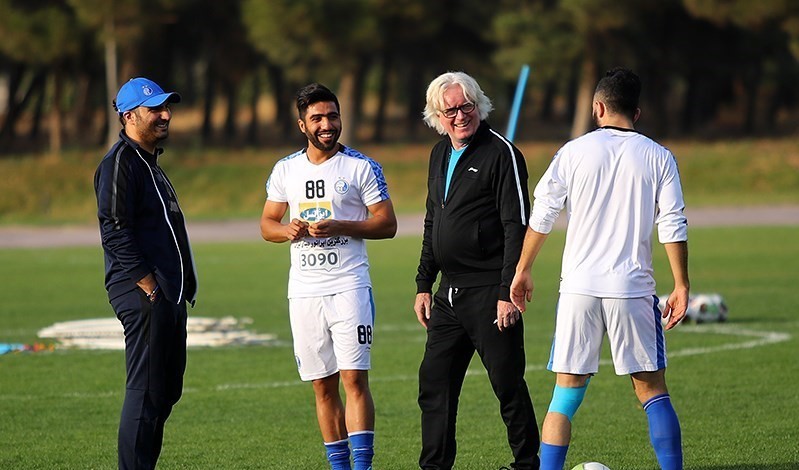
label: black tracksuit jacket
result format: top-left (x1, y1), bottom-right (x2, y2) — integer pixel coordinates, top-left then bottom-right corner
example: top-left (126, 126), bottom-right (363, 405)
top-left (415, 121), bottom-right (530, 301)
top-left (94, 131), bottom-right (198, 305)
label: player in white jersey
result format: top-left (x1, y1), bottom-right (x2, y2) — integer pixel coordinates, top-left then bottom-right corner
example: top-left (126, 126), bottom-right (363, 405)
top-left (511, 68), bottom-right (689, 470)
top-left (261, 83), bottom-right (397, 470)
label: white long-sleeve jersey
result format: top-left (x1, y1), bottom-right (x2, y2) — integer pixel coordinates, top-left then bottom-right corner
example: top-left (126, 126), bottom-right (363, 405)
top-left (529, 127), bottom-right (687, 298)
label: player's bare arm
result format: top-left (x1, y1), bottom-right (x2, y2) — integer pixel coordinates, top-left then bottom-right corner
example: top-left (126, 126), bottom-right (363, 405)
top-left (510, 227), bottom-right (550, 312)
top-left (307, 199), bottom-right (397, 239)
top-left (662, 241), bottom-right (690, 330)
top-left (414, 292), bottom-right (432, 328)
top-left (260, 200), bottom-right (308, 242)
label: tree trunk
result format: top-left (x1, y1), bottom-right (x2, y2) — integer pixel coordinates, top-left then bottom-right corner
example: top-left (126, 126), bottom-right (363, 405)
top-left (337, 72), bottom-right (355, 146)
top-left (202, 63), bottom-right (215, 142)
top-left (372, 50), bottom-right (392, 143)
top-left (405, 62), bottom-right (424, 140)
top-left (741, 65), bottom-right (761, 134)
top-left (350, 56), bottom-right (371, 145)
top-left (1, 68), bottom-right (45, 150)
top-left (247, 71), bottom-right (260, 145)
top-left (49, 70), bottom-right (63, 155)
top-left (224, 78), bottom-right (238, 142)
top-left (71, 72), bottom-right (93, 144)
top-left (570, 54), bottom-right (597, 139)
top-left (680, 71), bottom-right (699, 135)
top-left (539, 80), bottom-right (556, 120)
top-left (0, 64), bottom-right (26, 148)
top-left (266, 63), bottom-right (292, 140)
top-left (29, 80), bottom-right (45, 140)
top-left (105, 15), bottom-right (119, 149)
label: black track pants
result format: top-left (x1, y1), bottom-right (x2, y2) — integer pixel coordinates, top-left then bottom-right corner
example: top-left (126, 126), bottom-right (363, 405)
top-left (418, 284), bottom-right (540, 470)
top-left (110, 289), bottom-right (187, 470)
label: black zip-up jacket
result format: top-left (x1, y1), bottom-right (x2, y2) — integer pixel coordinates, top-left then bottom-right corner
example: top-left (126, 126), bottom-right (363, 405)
top-left (415, 121), bottom-right (530, 301)
top-left (94, 130), bottom-right (198, 305)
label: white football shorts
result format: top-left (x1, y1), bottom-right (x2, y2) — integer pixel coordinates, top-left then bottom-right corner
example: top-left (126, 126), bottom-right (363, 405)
top-left (289, 287), bottom-right (375, 381)
top-left (548, 293), bottom-right (666, 375)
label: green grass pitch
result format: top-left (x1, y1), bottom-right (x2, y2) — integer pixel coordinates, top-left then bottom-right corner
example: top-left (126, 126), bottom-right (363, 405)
top-left (1, 227), bottom-right (798, 469)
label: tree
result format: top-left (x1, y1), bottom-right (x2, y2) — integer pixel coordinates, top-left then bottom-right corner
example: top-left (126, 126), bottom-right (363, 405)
top-left (682, 0), bottom-right (799, 133)
top-left (0, 0), bottom-right (88, 154)
top-left (69, 0), bottom-right (199, 147)
top-left (492, 0), bottom-right (642, 139)
top-left (242, 0), bottom-right (382, 145)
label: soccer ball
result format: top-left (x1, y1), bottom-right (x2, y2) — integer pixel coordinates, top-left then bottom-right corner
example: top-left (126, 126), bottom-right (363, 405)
top-left (571, 463), bottom-right (611, 470)
top-left (658, 292), bottom-right (729, 324)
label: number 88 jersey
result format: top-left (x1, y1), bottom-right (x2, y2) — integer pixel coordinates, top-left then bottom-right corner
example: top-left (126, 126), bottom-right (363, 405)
top-left (265, 146), bottom-right (390, 298)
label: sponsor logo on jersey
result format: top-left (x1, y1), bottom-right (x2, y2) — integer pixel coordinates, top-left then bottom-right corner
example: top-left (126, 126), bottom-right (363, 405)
top-left (334, 178), bottom-right (350, 195)
top-left (299, 201), bottom-right (333, 222)
top-left (468, 167), bottom-right (479, 172)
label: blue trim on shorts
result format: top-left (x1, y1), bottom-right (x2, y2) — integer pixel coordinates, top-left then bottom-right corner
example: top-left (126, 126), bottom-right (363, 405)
top-left (368, 287), bottom-right (376, 323)
top-left (547, 299), bottom-right (558, 371)
top-left (653, 295), bottom-right (666, 369)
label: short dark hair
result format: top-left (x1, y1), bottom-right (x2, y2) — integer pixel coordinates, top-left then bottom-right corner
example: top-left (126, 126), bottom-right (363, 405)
top-left (296, 83), bottom-right (339, 119)
top-left (594, 67), bottom-right (641, 119)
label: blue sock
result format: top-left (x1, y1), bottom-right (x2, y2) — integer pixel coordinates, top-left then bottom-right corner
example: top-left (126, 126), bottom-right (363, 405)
top-left (349, 431), bottom-right (374, 470)
top-left (643, 394), bottom-right (683, 470)
top-left (540, 442), bottom-right (569, 470)
top-left (324, 439), bottom-right (351, 470)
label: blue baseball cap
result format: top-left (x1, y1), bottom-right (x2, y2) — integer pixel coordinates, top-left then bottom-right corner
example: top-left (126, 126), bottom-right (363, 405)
top-left (115, 77), bottom-right (181, 114)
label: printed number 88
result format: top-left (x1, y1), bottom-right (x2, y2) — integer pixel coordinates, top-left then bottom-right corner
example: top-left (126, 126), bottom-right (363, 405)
top-left (357, 325), bottom-right (373, 345)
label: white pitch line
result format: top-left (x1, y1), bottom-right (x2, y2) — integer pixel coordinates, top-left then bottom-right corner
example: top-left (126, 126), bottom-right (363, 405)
top-left (0, 325), bottom-right (791, 400)
top-left (666, 324), bottom-right (791, 358)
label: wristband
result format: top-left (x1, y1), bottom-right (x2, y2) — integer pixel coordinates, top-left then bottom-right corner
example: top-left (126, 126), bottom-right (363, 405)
top-left (147, 285), bottom-right (159, 302)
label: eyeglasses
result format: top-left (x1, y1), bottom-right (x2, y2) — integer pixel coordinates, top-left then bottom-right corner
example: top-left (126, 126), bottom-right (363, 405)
top-left (441, 102), bottom-right (475, 119)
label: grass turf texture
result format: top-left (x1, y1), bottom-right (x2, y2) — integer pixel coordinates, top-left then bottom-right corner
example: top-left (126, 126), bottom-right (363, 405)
top-left (1, 227), bottom-right (798, 469)
top-left (1, 137), bottom-right (798, 225)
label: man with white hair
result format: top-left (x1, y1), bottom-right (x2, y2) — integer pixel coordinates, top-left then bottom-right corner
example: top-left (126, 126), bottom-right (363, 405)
top-left (414, 71), bottom-right (540, 470)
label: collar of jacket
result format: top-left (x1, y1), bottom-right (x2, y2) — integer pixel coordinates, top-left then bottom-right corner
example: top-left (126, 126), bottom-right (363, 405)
top-left (118, 130), bottom-right (164, 164)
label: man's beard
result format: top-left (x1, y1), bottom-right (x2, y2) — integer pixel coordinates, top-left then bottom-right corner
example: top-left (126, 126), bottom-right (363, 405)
top-left (133, 111), bottom-right (169, 144)
top-left (142, 123), bottom-right (169, 143)
top-left (306, 129), bottom-right (339, 152)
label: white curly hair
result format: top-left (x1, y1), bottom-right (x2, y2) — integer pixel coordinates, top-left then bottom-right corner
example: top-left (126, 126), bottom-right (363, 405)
top-left (422, 71), bottom-right (493, 135)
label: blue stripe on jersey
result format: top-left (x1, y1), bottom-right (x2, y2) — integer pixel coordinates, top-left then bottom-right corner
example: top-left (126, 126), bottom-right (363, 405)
top-left (653, 295), bottom-right (666, 369)
top-left (341, 145), bottom-right (390, 200)
top-left (266, 149), bottom-right (306, 193)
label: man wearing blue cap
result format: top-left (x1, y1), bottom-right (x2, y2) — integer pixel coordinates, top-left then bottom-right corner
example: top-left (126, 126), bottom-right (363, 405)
top-left (94, 77), bottom-right (198, 470)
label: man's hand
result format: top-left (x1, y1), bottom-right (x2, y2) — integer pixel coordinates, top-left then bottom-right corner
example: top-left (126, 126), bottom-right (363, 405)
top-left (510, 270), bottom-right (533, 313)
top-left (496, 300), bottom-right (521, 332)
top-left (136, 273), bottom-right (158, 302)
top-left (307, 219), bottom-right (339, 238)
top-left (414, 293), bottom-right (432, 329)
top-left (662, 286), bottom-right (689, 330)
top-left (286, 218), bottom-right (309, 241)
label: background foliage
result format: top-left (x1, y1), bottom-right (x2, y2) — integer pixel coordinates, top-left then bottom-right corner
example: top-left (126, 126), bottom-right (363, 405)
top-left (1, 0), bottom-right (798, 155)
